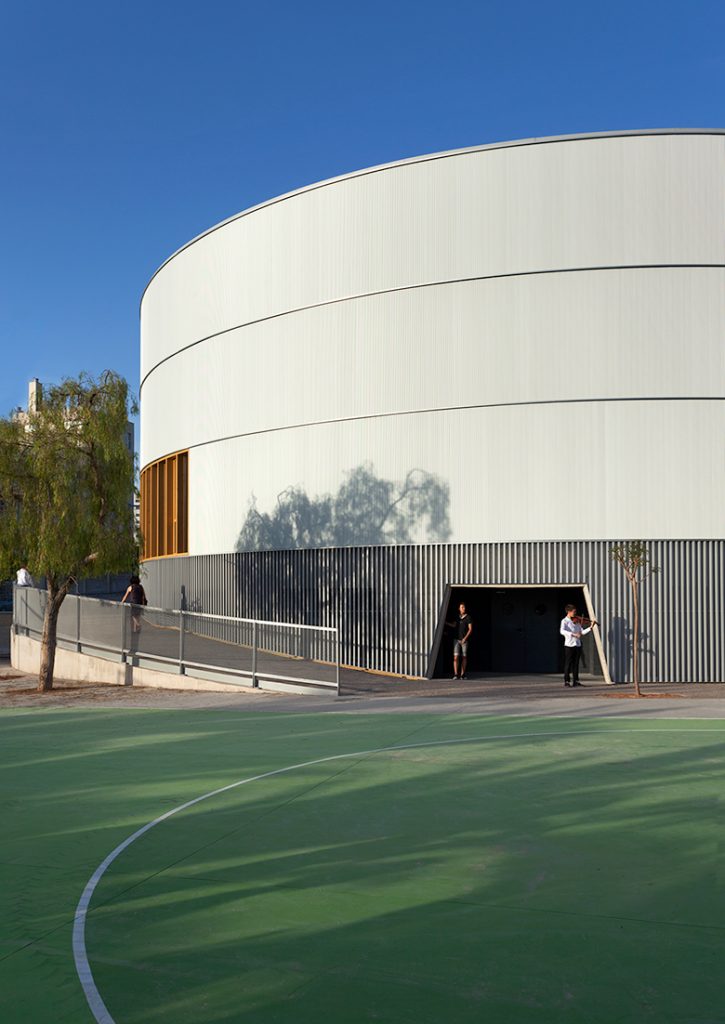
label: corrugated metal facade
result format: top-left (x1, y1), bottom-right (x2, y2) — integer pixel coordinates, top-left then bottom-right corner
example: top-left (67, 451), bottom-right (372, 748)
top-left (143, 540), bottom-right (724, 683)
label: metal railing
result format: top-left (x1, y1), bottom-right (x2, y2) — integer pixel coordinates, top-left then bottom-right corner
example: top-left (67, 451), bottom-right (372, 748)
top-left (12, 586), bottom-right (339, 693)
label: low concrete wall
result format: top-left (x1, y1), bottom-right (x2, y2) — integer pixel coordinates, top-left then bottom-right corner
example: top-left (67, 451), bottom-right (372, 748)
top-left (10, 632), bottom-right (330, 695)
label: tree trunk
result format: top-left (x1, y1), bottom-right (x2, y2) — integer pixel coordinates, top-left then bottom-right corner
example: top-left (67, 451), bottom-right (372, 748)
top-left (631, 578), bottom-right (641, 697)
top-left (38, 580), bottom-right (69, 693)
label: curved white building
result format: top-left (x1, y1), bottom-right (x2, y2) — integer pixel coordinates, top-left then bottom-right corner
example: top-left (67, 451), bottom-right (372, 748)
top-left (140, 131), bottom-right (725, 683)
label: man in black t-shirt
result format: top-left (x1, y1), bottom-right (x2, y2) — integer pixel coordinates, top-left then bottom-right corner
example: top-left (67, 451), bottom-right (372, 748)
top-left (447, 602), bottom-right (473, 679)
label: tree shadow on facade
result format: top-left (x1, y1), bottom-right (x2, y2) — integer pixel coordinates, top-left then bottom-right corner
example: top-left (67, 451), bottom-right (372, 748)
top-left (227, 465), bottom-right (450, 674)
top-left (608, 616), bottom-right (630, 683)
top-left (608, 615), bottom-right (654, 684)
top-left (235, 463), bottom-right (451, 552)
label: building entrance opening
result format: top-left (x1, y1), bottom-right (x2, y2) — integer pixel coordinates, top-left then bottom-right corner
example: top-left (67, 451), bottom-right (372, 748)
top-left (429, 585), bottom-right (605, 679)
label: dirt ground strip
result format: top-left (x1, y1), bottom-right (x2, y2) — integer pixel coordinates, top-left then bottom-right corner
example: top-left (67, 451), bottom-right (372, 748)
top-left (2, 662), bottom-right (725, 710)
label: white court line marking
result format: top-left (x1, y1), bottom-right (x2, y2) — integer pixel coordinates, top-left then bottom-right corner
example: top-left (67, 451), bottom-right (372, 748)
top-left (72, 726), bottom-right (725, 1024)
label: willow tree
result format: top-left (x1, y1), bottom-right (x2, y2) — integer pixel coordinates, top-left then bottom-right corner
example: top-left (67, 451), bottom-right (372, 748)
top-left (610, 541), bottom-right (660, 696)
top-left (0, 372), bottom-right (137, 691)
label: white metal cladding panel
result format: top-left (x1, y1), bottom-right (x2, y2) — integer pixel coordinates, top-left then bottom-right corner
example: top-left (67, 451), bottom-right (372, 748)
top-left (140, 134), bottom-right (725, 380)
top-left (141, 541), bottom-right (725, 683)
top-left (184, 399), bottom-right (724, 553)
top-left (140, 267), bottom-right (725, 465)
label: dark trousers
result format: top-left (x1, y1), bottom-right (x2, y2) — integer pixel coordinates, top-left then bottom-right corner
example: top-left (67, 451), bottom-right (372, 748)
top-left (563, 646), bottom-right (581, 683)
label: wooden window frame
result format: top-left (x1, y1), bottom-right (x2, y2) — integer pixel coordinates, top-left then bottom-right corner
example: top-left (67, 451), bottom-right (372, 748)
top-left (140, 450), bottom-right (189, 560)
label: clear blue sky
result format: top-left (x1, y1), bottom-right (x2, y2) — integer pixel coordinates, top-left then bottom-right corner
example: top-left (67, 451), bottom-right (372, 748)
top-left (2, 0), bottom-right (724, 431)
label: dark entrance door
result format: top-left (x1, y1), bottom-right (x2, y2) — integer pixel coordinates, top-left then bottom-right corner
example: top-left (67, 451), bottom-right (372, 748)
top-left (489, 590), bottom-right (526, 672)
top-left (429, 586), bottom-right (601, 678)
top-left (489, 589), bottom-right (561, 673)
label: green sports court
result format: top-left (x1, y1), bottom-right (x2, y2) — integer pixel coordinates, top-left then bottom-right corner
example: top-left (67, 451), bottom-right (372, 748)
top-left (2, 705), bottom-right (725, 1023)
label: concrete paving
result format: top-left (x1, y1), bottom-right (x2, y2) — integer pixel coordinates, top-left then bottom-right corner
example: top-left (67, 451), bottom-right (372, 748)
top-left (3, 659), bottom-right (725, 717)
top-left (18, 603), bottom-right (725, 709)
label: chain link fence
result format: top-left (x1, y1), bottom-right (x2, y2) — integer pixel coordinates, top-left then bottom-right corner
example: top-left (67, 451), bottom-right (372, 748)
top-left (12, 587), bottom-right (339, 693)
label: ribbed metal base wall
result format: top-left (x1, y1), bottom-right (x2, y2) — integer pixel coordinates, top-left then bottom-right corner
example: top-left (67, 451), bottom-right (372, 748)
top-left (142, 540), bottom-right (724, 683)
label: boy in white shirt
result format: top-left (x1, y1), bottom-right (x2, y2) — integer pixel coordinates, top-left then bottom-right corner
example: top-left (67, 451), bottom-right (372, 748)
top-left (560, 604), bottom-right (593, 687)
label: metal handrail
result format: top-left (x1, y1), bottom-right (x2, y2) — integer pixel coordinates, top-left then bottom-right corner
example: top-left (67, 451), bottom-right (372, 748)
top-left (12, 586), bottom-right (340, 694)
top-left (74, 593), bottom-right (337, 633)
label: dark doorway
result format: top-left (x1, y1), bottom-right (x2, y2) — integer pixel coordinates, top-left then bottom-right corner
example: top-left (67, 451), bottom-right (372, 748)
top-left (429, 585), bottom-right (603, 679)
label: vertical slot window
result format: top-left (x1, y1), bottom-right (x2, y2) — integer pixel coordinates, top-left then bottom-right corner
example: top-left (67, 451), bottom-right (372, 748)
top-left (140, 450), bottom-right (189, 558)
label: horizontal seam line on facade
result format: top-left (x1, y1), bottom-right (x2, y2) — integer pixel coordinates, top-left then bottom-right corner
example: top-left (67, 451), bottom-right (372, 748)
top-left (141, 395), bottom-right (723, 469)
top-left (139, 130), bottom-right (725, 302)
top-left (139, 262), bottom-right (725, 392)
top-left (140, 539), bottom-right (723, 557)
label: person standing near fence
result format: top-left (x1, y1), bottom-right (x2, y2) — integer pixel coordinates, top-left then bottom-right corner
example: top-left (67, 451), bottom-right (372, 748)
top-left (121, 575), bottom-right (147, 634)
top-left (16, 565), bottom-right (34, 587)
